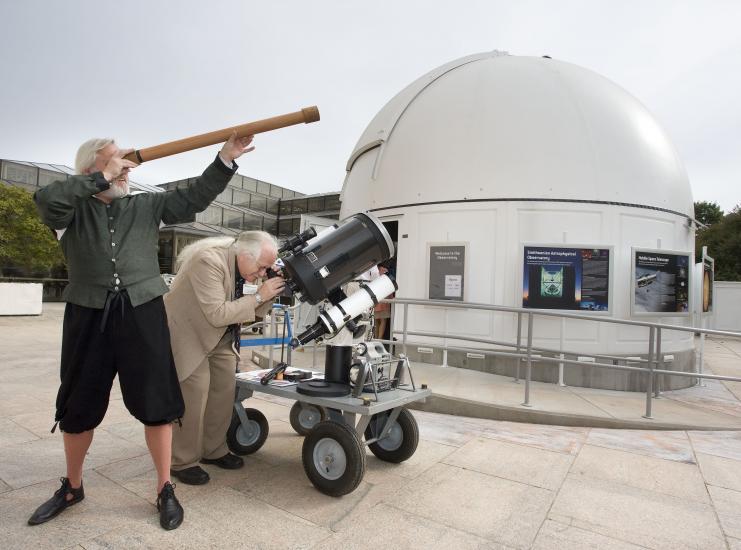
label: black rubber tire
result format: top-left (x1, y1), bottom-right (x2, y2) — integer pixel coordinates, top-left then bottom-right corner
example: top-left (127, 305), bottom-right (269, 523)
top-left (364, 408), bottom-right (419, 463)
top-left (289, 402), bottom-right (327, 436)
top-left (226, 407), bottom-right (269, 455)
top-left (302, 420), bottom-right (366, 496)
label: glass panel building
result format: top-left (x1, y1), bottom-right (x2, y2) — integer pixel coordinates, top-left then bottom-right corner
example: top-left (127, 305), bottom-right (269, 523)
top-left (1, 158), bottom-right (341, 278)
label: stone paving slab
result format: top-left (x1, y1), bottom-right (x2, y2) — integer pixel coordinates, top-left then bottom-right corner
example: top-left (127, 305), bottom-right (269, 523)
top-left (385, 462), bottom-right (555, 548)
top-left (696, 452), bottom-right (741, 493)
top-left (443, 436), bottom-right (574, 490)
top-left (81, 486), bottom-right (333, 550)
top-left (586, 428), bottom-right (695, 463)
top-left (549, 474), bottom-right (726, 550)
top-left (532, 519), bottom-right (645, 550)
top-left (689, 429), bottom-right (741, 461)
top-left (0, 471), bottom-right (152, 550)
top-left (708, 485), bottom-right (741, 540)
top-left (570, 444), bottom-right (709, 503)
top-left (0, 417), bottom-right (39, 446)
top-left (318, 502), bottom-right (505, 550)
top-left (0, 429), bottom-right (149, 490)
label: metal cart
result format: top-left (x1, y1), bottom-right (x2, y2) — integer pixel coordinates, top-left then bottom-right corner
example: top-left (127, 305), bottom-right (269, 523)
top-left (228, 375), bottom-right (431, 496)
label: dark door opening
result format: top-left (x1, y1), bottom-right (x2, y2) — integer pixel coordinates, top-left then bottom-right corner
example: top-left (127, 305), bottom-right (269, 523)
top-left (376, 220), bottom-right (398, 342)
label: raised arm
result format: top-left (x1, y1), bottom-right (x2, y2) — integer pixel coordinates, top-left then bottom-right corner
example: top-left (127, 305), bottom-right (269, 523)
top-left (159, 134), bottom-right (255, 225)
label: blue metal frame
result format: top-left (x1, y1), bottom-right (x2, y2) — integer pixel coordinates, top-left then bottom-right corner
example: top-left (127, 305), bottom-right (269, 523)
top-left (240, 304), bottom-right (293, 347)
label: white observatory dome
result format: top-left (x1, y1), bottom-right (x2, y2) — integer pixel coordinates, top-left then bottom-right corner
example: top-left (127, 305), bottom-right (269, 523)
top-left (338, 51), bottom-right (698, 391)
top-left (341, 51), bottom-right (693, 219)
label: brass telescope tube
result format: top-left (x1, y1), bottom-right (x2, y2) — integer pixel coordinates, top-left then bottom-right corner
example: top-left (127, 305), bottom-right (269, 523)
top-left (123, 106), bottom-right (320, 164)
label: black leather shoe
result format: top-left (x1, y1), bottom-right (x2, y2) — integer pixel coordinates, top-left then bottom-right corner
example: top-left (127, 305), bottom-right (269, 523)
top-left (156, 481), bottom-right (183, 530)
top-left (170, 466), bottom-right (210, 485)
top-left (200, 453), bottom-right (244, 470)
top-left (28, 477), bottom-right (84, 525)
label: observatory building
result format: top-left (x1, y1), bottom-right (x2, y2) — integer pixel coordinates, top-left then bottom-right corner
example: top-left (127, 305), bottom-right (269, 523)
top-left (340, 51), bottom-right (696, 391)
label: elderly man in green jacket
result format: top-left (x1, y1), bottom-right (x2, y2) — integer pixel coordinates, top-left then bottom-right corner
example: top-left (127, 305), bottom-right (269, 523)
top-left (28, 132), bottom-right (254, 531)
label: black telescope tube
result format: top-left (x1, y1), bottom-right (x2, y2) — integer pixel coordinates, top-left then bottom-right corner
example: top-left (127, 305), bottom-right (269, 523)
top-left (281, 213), bottom-right (394, 305)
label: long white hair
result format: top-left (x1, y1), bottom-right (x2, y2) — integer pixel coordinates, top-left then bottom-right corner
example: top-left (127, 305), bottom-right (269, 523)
top-left (75, 138), bottom-right (114, 174)
top-left (174, 231), bottom-right (277, 272)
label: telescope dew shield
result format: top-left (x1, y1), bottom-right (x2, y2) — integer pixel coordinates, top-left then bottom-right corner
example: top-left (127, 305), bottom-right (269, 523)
top-left (281, 212), bottom-right (395, 305)
top-left (123, 106), bottom-right (320, 164)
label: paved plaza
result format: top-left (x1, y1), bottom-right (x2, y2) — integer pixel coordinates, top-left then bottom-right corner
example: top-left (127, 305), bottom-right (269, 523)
top-left (2, 304), bottom-right (741, 549)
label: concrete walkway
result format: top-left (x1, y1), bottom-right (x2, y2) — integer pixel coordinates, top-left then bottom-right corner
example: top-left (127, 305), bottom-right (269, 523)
top-left (2, 303), bottom-right (741, 549)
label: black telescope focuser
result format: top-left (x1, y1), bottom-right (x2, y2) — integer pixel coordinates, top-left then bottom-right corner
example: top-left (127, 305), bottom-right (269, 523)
top-left (278, 227), bottom-right (318, 255)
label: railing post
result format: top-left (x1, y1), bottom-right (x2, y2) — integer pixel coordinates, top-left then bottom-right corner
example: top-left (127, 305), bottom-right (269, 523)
top-left (643, 326), bottom-right (655, 419)
top-left (522, 313), bottom-right (534, 407)
top-left (654, 327), bottom-right (662, 398)
top-left (285, 309), bottom-right (292, 366)
top-left (698, 316), bottom-right (707, 387)
top-left (268, 311), bottom-right (276, 370)
top-left (515, 312), bottom-right (522, 383)
top-left (389, 300), bottom-right (395, 353)
top-left (402, 303), bottom-right (409, 357)
top-left (558, 317), bottom-right (566, 387)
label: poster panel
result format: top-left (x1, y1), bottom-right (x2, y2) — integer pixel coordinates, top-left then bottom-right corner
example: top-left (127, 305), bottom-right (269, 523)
top-left (632, 248), bottom-right (690, 315)
top-left (428, 244), bottom-right (466, 301)
top-left (522, 246), bottom-right (610, 311)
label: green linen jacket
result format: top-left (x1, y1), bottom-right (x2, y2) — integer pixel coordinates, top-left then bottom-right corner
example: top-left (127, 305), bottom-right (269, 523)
top-left (34, 156), bottom-right (236, 309)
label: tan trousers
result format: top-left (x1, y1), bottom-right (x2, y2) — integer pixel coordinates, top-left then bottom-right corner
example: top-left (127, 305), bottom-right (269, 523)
top-left (171, 332), bottom-right (237, 470)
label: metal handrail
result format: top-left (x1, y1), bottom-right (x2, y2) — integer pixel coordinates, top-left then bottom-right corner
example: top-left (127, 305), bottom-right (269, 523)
top-left (387, 297), bottom-right (741, 338)
top-left (383, 296), bottom-right (741, 420)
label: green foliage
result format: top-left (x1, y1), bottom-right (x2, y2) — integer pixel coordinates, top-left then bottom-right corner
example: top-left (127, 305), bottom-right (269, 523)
top-left (696, 206), bottom-right (741, 281)
top-left (694, 201), bottom-right (724, 226)
top-left (0, 183), bottom-right (64, 276)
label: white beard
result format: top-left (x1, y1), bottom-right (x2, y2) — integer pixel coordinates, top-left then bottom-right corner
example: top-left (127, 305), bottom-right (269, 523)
top-left (96, 180), bottom-right (129, 200)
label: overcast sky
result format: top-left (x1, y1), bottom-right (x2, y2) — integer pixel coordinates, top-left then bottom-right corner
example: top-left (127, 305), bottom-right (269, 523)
top-left (1, 1), bottom-right (739, 212)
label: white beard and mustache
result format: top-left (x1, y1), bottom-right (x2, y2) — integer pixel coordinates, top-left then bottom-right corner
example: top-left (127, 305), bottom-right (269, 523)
top-left (96, 178), bottom-right (129, 200)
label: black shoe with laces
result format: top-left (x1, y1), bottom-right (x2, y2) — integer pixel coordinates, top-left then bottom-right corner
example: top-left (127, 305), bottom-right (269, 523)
top-left (28, 477), bottom-right (85, 526)
top-left (200, 453), bottom-right (244, 470)
top-left (170, 466), bottom-right (210, 485)
top-left (156, 481), bottom-right (183, 530)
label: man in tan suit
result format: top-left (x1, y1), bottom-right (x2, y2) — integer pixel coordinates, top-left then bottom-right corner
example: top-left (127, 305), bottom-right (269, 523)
top-left (165, 231), bottom-right (285, 484)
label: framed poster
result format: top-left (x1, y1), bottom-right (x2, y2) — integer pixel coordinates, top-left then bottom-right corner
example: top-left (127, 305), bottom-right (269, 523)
top-left (631, 248), bottom-right (691, 316)
top-left (522, 245), bottom-right (611, 312)
top-left (428, 244), bottom-right (466, 301)
top-left (702, 251), bottom-right (714, 314)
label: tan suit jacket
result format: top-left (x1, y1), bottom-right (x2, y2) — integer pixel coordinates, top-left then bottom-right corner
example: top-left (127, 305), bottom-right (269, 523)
top-left (164, 245), bottom-right (272, 381)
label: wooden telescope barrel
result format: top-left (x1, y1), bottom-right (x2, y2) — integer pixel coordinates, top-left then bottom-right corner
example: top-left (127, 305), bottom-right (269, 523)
top-left (123, 106), bottom-right (320, 164)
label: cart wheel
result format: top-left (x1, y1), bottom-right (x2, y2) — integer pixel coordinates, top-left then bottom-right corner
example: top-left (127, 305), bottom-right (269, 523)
top-left (227, 407), bottom-right (269, 455)
top-left (289, 402), bottom-right (327, 436)
top-left (364, 408), bottom-right (419, 463)
top-left (302, 420), bottom-right (366, 496)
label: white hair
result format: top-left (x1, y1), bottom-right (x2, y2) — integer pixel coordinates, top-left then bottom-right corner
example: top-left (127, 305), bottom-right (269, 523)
top-left (174, 230), bottom-right (277, 272)
top-left (75, 138), bottom-right (115, 174)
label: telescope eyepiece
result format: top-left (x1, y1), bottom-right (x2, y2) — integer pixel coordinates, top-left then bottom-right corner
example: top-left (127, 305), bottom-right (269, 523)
top-left (278, 227), bottom-right (317, 254)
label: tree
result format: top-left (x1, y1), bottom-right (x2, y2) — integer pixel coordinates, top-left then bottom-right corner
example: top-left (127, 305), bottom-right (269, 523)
top-left (0, 183), bottom-right (65, 277)
top-left (696, 205), bottom-right (741, 281)
top-left (694, 201), bottom-right (724, 226)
